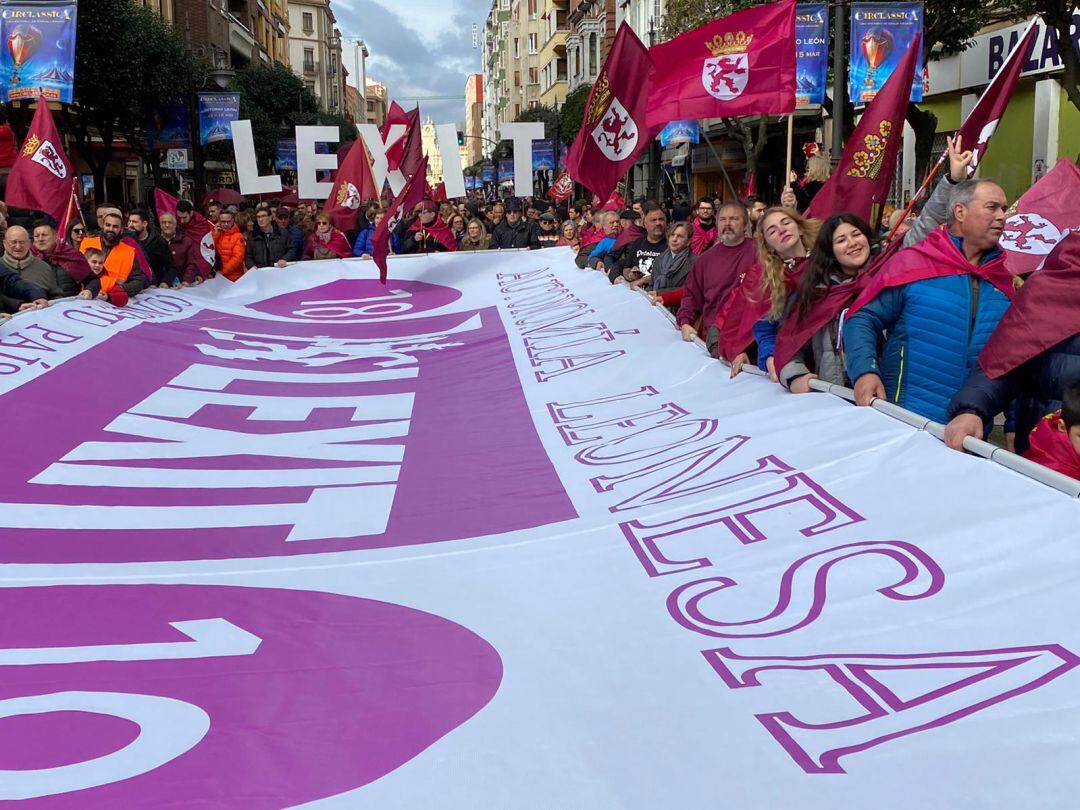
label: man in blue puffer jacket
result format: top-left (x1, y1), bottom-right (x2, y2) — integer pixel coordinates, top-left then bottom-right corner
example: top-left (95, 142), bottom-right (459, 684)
top-left (843, 179), bottom-right (1014, 425)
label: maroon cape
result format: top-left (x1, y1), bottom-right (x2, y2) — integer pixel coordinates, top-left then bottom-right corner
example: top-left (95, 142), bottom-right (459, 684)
top-left (845, 227), bottom-right (1015, 318)
top-left (980, 229), bottom-right (1080, 379)
top-left (717, 258), bottom-right (806, 362)
top-left (772, 238), bottom-right (903, 374)
top-left (408, 214), bottom-right (458, 252)
top-left (612, 222), bottom-right (646, 252)
top-left (35, 239), bottom-right (92, 284)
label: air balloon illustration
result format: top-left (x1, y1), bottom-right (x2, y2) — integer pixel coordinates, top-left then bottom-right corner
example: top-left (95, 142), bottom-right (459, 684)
top-left (7, 24), bottom-right (42, 86)
top-left (860, 27), bottom-right (894, 89)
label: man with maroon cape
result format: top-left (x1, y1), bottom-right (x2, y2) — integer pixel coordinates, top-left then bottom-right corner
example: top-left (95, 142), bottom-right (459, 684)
top-left (395, 200), bottom-right (458, 255)
top-left (945, 230), bottom-right (1080, 455)
top-left (674, 201), bottom-right (756, 356)
top-left (842, 179), bottom-right (1016, 424)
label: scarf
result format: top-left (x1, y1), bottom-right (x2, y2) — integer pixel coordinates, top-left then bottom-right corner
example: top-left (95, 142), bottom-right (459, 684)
top-left (846, 226), bottom-right (1015, 318)
top-left (980, 230), bottom-right (1080, 379)
top-left (612, 222), bottom-right (646, 252)
top-left (650, 248), bottom-right (695, 293)
top-left (1023, 411), bottom-right (1080, 481)
top-left (34, 239), bottom-right (92, 283)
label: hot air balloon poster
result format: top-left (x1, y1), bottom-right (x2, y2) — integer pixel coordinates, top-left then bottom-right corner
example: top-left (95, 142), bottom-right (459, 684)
top-left (848, 2), bottom-right (923, 104)
top-left (0, 0), bottom-right (77, 103)
top-left (795, 3), bottom-right (828, 106)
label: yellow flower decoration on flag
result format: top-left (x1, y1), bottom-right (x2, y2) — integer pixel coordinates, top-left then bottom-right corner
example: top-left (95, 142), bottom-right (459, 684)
top-left (846, 121), bottom-right (893, 180)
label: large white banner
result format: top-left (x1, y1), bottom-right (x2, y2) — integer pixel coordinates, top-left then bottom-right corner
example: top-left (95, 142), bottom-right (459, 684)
top-left (2, 248), bottom-right (1079, 807)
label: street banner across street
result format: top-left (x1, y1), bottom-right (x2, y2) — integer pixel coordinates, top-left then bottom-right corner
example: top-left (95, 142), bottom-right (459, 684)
top-left (1, 249), bottom-right (1079, 806)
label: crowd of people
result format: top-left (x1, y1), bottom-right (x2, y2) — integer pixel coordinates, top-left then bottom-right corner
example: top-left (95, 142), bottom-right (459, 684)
top-left (0, 134), bottom-right (1077, 483)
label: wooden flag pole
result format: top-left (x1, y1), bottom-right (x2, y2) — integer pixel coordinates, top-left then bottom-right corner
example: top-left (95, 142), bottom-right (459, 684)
top-left (785, 113), bottom-right (795, 189)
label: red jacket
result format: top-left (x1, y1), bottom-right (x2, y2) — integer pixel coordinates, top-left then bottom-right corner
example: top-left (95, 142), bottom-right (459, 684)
top-left (213, 225), bottom-right (247, 281)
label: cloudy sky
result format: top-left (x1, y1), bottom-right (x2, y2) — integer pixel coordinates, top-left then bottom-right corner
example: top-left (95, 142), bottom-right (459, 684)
top-left (332, 0), bottom-right (488, 126)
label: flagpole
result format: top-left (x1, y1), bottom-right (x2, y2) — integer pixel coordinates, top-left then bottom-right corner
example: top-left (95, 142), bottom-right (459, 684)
top-left (785, 113), bottom-right (794, 190)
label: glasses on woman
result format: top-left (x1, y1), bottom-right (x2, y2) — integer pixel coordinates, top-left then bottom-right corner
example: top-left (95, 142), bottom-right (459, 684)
top-left (72, 227), bottom-right (85, 234)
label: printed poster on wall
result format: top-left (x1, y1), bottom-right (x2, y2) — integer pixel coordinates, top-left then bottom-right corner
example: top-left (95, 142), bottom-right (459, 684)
top-left (796, 3), bottom-right (829, 106)
top-left (849, 2), bottom-right (924, 104)
top-left (532, 140), bottom-right (556, 172)
top-left (0, 0), bottom-right (77, 102)
top-left (197, 92), bottom-right (241, 146)
top-left (482, 162), bottom-right (496, 183)
top-left (274, 139), bottom-right (297, 171)
top-left (497, 158), bottom-right (514, 182)
top-left (658, 120), bottom-right (701, 148)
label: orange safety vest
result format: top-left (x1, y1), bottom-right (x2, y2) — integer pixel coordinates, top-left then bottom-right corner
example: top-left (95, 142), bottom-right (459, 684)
top-left (81, 236), bottom-right (136, 294)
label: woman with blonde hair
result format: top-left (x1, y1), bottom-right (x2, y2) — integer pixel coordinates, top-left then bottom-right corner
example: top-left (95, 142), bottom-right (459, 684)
top-left (722, 205), bottom-right (820, 378)
top-left (458, 218), bottom-right (492, 251)
top-left (303, 212), bottom-right (351, 259)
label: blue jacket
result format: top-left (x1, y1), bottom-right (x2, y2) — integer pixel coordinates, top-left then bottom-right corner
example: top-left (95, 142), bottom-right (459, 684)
top-left (752, 319), bottom-right (778, 371)
top-left (843, 241), bottom-right (1011, 424)
top-left (353, 225), bottom-right (376, 257)
top-left (286, 224), bottom-right (305, 257)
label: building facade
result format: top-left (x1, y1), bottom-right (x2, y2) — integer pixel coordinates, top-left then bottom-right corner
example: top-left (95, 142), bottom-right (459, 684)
top-left (464, 73), bottom-right (484, 166)
top-left (421, 116), bottom-right (442, 185)
top-left (167, 0), bottom-right (289, 72)
top-left (481, 0), bottom-right (512, 148)
top-left (344, 84), bottom-right (361, 124)
top-left (365, 80), bottom-right (388, 127)
top-left (537, 0), bottom-right (568, 106)
top-left (565, 0), bottom-right (615, 91)
top-left (286, 0), bottom-right (345, 114)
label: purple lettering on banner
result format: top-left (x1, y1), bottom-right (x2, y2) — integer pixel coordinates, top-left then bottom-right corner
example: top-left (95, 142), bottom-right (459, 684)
top-left (0, 279), bottom-right (576, 563)
top-left (622, 473), bottom-right (865, 577)
top-left (0, 584), bottom-right (502, 804)
top-left (667, 541), bottom-right (945, 638)
top-left (702, 644), bottom-right (1079, 774)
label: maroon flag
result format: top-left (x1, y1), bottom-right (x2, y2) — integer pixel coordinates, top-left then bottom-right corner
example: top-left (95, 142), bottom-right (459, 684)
top-left (57, 179), bottom-right (80, 243)
top-left (565, 23), bottom-right (654, 202)
top-left (645, 0), bottom-right (796, 129)
top-left (154, 188), bottom-right (217, 280)
top-left (383, 101), bottom-right (410, 168)
top-left (1001, 159), bottom-right (1080, 277)
top-left (398, 108), bottom-right (423, 180)
top-left (6, 100), bottom-right (73, 222)
top-left (958, 20), bottom-right (1038, 179)
top-left (981, 229), bottom-right (1080, 379)
top-left (323, 138), bottom-right (377, 231)
top-left (804, 32), bottom-right (921, 222)
top-left (373, 156), bottom-right (429, 283)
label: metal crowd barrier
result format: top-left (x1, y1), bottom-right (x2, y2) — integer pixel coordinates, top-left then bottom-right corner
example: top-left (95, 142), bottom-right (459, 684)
top-left (637, 288), bottom-right (1080, 499)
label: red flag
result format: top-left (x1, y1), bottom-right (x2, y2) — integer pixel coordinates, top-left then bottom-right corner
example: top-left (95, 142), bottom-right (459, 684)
top-left (565, 23), bottom-right (655, 202)
top-left (980, 229), bottom-right (1080, 379)
top-left (595, 191), bottom-right (625, 212)
top-left (154, 188), bottom-right (217, 280)
top-left (0, 123), bottom-right (16, 167)
top-left (1000, 159), bottom-right (1080, 277)
top-left (398, 108), bottom-right (423, 179)
top-left (383, 101), bottom-right (410, 168)
top-left (6, 100), bottom-right (73, 222)
top-left (804, 32), bottom-right (921, 223)
top-left (958, 20), bottom-right (1038, 179)
top-left (645, 0), bottom-right (796, 129)
top-left (323, 138), bottom-right (377, 231)
top-left (548, 171), bottom-right (574, 201)
top-left (373, 155), bottom-right (429, 283)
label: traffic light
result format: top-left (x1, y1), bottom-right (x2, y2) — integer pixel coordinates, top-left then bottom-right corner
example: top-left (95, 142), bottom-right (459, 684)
top-left (457, 130), bottom-right (465, 146)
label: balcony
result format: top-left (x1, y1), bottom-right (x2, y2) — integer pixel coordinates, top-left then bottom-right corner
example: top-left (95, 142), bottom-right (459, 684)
top-left (303, 59), bottom-right (317, 74)
top-left (227, 12), bottom-right (257, 59)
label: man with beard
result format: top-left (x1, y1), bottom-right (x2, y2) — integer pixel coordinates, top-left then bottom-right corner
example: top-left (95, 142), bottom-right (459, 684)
top-left (609, 202), bottom-right (667, 284)
top-left (0, 225), bottom-right (54, 312)
top-left (688, 197), bottom-right (718, 254)
top-left (32, 220), bottom-right (87, 295)
top-left (745, 195), bottom-right (766, 231)
top-left (675, 202), bottom-right (757, 356)
top-left (79, 211), bottom-right (150, 299)
top-left (127, 209), bottom-right (175, 287)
